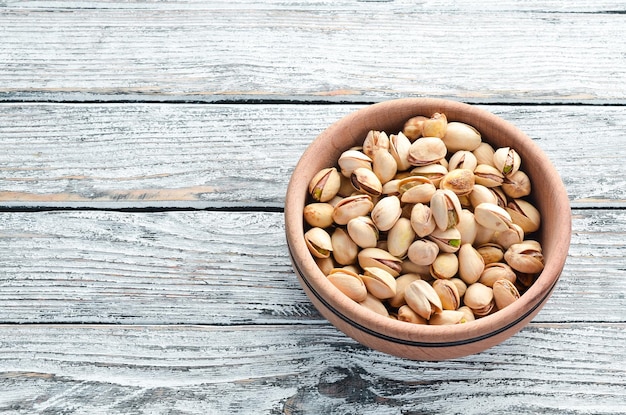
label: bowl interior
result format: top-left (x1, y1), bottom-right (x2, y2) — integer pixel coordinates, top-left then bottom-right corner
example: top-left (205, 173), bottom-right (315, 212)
top-left (285, 98), bottom-right (571, 352)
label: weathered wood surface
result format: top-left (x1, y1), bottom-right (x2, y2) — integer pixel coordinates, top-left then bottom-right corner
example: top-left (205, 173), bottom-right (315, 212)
top-left (0, 209), bottom-right (624, 325)
top-left (0, 103), bottom-right (624, 206)
top-left (0, 323), bottom-right (625, 414)
top-left (1, 1), bottom-right (626, 103)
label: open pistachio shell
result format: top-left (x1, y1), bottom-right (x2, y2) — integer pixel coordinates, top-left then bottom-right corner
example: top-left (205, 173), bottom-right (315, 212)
top-left (389, 131), bottom-right (413, 171)
top-left (431, 189), bottom-right (463, 231)
top-left (479, 262), bottom-right (517, 287)
top-left (398, 176), bottom-right (437, 204)
top-left (493, 279), bottom-right (521, 310)
top-left (331, 227), bottom-right (359, 266)
top-left (357, 247), bottom-right (403, 277)
top-left (402, 115), bottom-right (428, 141)
top-left (493, 147), bottom-right (521, 177)
top-left (472, 142), bottom-right (496, 167)
top-left (440, 168), bottom-right (476, 197)
top-left (504, 241), bottom-right (545, 274)
top-left (506, 199), bottom-right (541, 234)
top-left (351, 167), bottom-right (383, 197)
top-left (361, 267), bottom-right (397, 300)
top-left (474, 202), bottom-right (513, 233)
top-left (469, 184), bottom-right (498, 209)
top-left (463, 282), bottom-right (495, 317)
top-left (304, 227), bottom-right (333, 259)
top-left (372, 148), bottom-right (398, 184)
top-left (429, 310), bottom-right (465, 325)
top-left (442, 121), bottom-right (481, 152)
top-left (432, 279), bottom-right (460, 310)
top-left (359, 293), bottom-right (390, 317)
top-left (410, 203), bottom-right (437, 238)
top-left (338, 149), bottom-right (372, 178)
top-left (362, 130), bottom-right (390, 157)
top-left (397, 304), bottom-right (428, 324)
top-left (327, 268), bottom-right (367, 302)
top-left (388, 273), bottom-right (422, 308)
top-left (332, 194), bottom-right (374, 225)
top-left (347, 215), bottom-right (379, 249)
top-left (408, 136), bottom-right (447, 167)
top-left (308, 167), bottom-right (342, 202)
top-left (428, 227), bottom-right (462, 253)
top-left (371, 195), bottom-right (402, 232)
top-left (421, 112), bottom-right (448, 138)
top-left (448, 150), bottom-right (478, 171)
top-left (404, 279), bottom-right (443, 320)
top-left (502, 170), bottom-right (531, 198)
top-left (410, 164), bottom-right (448, 187)
top-left (474, 164), bottom-right (504, 188)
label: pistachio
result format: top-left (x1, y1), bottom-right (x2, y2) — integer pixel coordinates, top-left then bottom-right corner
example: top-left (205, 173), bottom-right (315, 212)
top-left (398, 176), bottom-right (437, 204)
top-left (430, 252), bottom-right (459, 280)
top-left (304, 227), bottom-right (333, 259)
top-left (397, 304), bottom-right (428, 324)
top-left (428, 227), bottom-right (462, 253)
top-left (402, 115), bottom-right (428, 141)
top-left (358, 247), bottom-right (403, 277)
top-left (458, 305), bottom-right (476, 323)
top-left (421, 112), bottom-right (448, 138)
top-left (493, 147), bottom-right (521, 177)
top-left (478, 262), bottom-right (516, 287)
top-left (331, 227), bottom-right (359, 266)
top-left (493, 279), bottom-right (520, 310)
top-left (476, 243), bottom-right (505, 264)
top-left (381, 178), bottom-right (402, 197)
top-left (442, 121), bottom-right (481, 152)
top-left (432, 279), bottom-right (460, 310)
top-left (440, 168), bottom-right (475, 197)
top-left (347, 215), bottom-right (379, 249)
top-left (362, 130), bottom-right (390, 157)
top-left (388, 273), bottom-right (422, 308)
top-left (303, 202), bottom-right (335, 229)
top-left (410, 203), bottom-right (437, 238)
top-left (474, 164), bottom-right (505, 188)
top-left (458, 243), bottom-right (485, 285)
top-left (429, 310), bottom-right (465, 325)
top-left (370, 195), bottom-right (402, 232)
top-left (407, 238), bottom-right (439, 266)
top-left (506, 199), bottom-right (541, 234)
top-left (450, 277), bottom-right (467, 298)
top-left (332, 194), bottom-right (374, 225)
top-left (361, 267), bottom-right (397, 300)
top-left (327, 268), bottom-right (368, 302)
top-left (359, 293), bottom-right (390, 317)
top-left (494, 223), bottom-right (524, 250)
top-left (338, 150), bottom-right (372, 178)
top-left (401, 259), bottom-right (431, 278)
top-left (448, 150), bottom-right (478, 172)
top-left (389, 132), bottom-right (413, 171)
top-left (431, 189), bottom-right (463, 231)
top-left (372, 148), bottom-right (398, 184)
top-left (387, 217), bottom-right (416, 258)
top-left (504, 241), bottom-right (544, 274)
top-left (463, 282), bottom-right (495, 317)
top-left (469, 184), bottom-right (498, 209)
top-left (472, 142), bottom-right (496, 167)
top-left (474, 202), bottom-right (513, 232)
top-left (408, 136), bottom-right (447, 166)
top-left (405, 279), bottom-right (443, 320)
top-left (315, 257), bottom-right (335, 276)
top-left (350, 167), bottom-right (383, 197)
top-left (309, 167), bottom-right (342, 202)
top-left (410, 164), bottom-right (448, 187)
top-left (502, 170), bottom-right (531, 199)
top-left (456, 209), bottom-right (478, 246)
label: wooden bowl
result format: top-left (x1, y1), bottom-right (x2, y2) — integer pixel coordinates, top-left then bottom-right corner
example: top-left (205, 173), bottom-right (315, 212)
top-left (284, 98), bottom-right (571, 360)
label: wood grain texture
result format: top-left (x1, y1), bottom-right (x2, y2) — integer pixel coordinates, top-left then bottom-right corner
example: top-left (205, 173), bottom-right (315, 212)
top-left (0, 103), bottom-right (624, 206)
top-left (0, 209), bottom-right (624, 325)
top-left (0, 323), bottom-right (625, 414)
top-left (1, 1), bottom-right (625, 102)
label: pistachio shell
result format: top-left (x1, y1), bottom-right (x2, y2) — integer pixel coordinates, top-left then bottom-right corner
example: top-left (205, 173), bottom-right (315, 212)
top-left (359, 293), bottom-right (389, 317)
top-left (469, 184), bottom-right (498, 209)
top-left (474, 202), bottom-right (513, 232)
top-left (463, 282), bottom-right (495, 317)
top-left (397, 304), bottom-right (428, 324)
top-left (421, 112), bottom-right (448, 138)
top-left (332, 194), bottom-right (374, 225)
top-left (362, 130), bottom-right (390, 157)
top-left (493, 279), bottom-right (520, 309)
top-left (357, 247), bottom-right (403, 277)
top-left (402, 115), bottom-right (428, 141)
top-left (327, 268), bottom-right (367, 302)
top-left (400, 260), bottom-right (431, 278)
top-left (309, 167), bottom-right (341, 202)
top-left (304, 227), bottom-right (333, 258)
top-left (408, 136), bottom-right (447, 166)
top-left (429, 310), bottom-right (465, 325)
top-left (442, 121), bottom-right (481, 152)
top-left (338, 150), bottom-right (372, 178)
top-left (448, 150), bottom-right (478, 171)
top-left (331, 227), bottom-right (359, 266)
top-left (371, 195), bottom-right (402, 232)
top-left (372, 148), bottom-right (398, 184)
top-left (389, 132), bottom-right (413, 171)
top-left (350, 167), bottom-right (383, 197)
top-left (493, 147), bottom-right (521, 177)
top-left (502, 170), bottom-right (531, 198)
top-left (407, 239), bottom-right (439, 266)
top-left (387, 217), bottom-right (416, 258)
top-left (361, 267), bottom-right (397, 300)
top-left (472, 142), bottom-right (496, 167)
top-left (458, 243), bottom-right (485, 285)
top-left (347, 215), bottom-right (379, 249)
top-left (458, 305), bottom-right (476, 323)
top-left (504, 241), bottom-right (544, 274)
top-left (410, 164), bottom-right (448, 187)
top-left (315, 256), bottom-right (335, 276)
top-left (428, 227), bottom-right (462, 253)
top-left (494, 223), bottom-right (524, 250)
top-left (388, 273), bottom-right (422, 308)
top-left (303, 202), bottom-right (335, 228)
top-left (398, 176), bottom-right (437, 204)
top-left (456, 209), bottom-right (478, 246)
top-left (479, 262), bottom-right (517, 287)
top-left (404, 279), bottom-right (443, 320)
top-left (476, 243), bottom-right (505, 264)
top-left (430, 252), bottom-right (459, 280)
top-left (450, 278), bottom-right (467, 298)
top-left (410, 203), bottom-right (437, 237)
top-left (474, 164), bottom-right (504, 188)
top-left (506, 199), bottom-right (541, 234)
top-left (440, 169), bottom-right (475, 197)
top-left (430, 189), bottom-right (463, 231)
top-left (432, 279), bottom-right (460, 310)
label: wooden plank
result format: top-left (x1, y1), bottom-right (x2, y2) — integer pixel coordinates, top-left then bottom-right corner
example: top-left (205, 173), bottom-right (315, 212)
top-left (0, 323), bottom-right (624, 414)
top-left (0, 103), bottom-right (625, 205)
top-left (1, 1), bottom-right (625, 102)
top-left (0, 209), bottom-right (624, 324)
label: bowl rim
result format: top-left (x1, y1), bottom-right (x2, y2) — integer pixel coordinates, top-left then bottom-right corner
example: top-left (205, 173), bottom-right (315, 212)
top-left (285, 97), bottom-right (571, 348)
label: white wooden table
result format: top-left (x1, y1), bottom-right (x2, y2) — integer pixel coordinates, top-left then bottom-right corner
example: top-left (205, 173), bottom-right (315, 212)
top-left (1, 1), bottom-right (625, 413)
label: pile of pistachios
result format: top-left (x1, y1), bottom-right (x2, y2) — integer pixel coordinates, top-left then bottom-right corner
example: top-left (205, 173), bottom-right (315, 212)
top-left (303, 112), bottom-right (544, 325)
